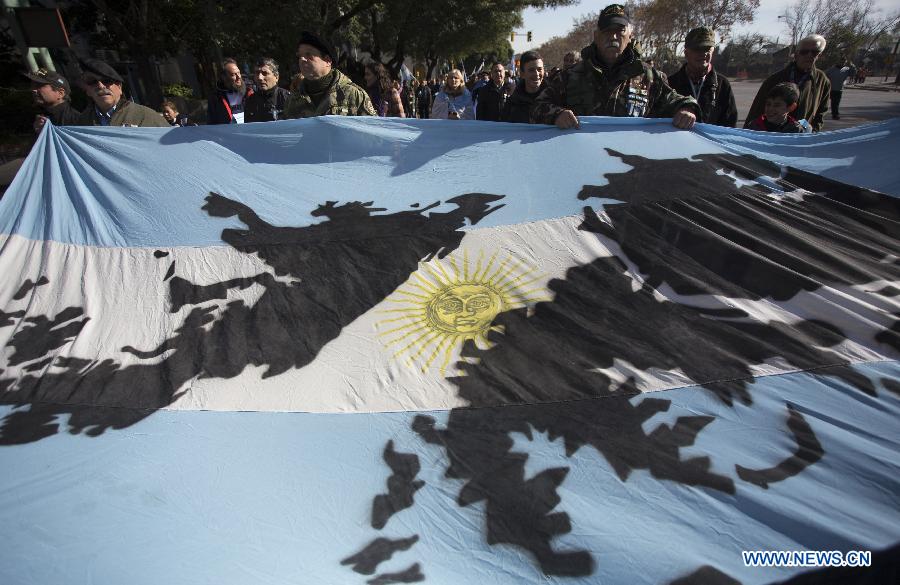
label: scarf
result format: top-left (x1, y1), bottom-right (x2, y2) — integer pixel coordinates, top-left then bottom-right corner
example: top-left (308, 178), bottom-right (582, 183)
top-left (305, 70), bottom-right (337, 107)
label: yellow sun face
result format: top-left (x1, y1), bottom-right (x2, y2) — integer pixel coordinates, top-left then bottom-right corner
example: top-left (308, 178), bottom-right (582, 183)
top-left (428, 284), bottom-right (502, 335)
top-left (378, 249), bottom-right (546, 375)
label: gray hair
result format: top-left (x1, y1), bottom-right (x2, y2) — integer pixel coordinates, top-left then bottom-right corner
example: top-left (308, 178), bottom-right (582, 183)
top-left (256, 57), bottom-right (280, 78)
top-left (798, 34), bottom-right (826, 52)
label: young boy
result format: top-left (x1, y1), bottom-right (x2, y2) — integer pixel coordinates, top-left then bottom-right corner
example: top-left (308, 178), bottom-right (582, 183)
top-left (746, 82), bottom-right (807, 133)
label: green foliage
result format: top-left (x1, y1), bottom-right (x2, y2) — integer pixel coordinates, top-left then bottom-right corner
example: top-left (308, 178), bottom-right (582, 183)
top-left (0, 88), bottom-right (37, 158)
top-left (62, 0), bottom-right (576, 95)
top-left (163, 83), bottom-right (194, 98)
top-left (0, 25), bottom-right (23, 85)
top-left (355, 0), bottom-right (573, 77)
top-left (0, 29), bottom-right (48, 149)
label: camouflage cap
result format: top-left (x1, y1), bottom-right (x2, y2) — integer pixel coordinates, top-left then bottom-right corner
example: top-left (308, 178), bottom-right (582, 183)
top-left (597, 4), bottom-right (630, 30)
top-left (23, 68), bottom-right (70, 93)
top-left (685, 27), bottom-right (716, 49)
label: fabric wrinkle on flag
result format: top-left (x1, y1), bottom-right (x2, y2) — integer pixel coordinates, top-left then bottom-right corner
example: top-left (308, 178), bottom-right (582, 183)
top-left (1, 117), bottom-right (899, 585)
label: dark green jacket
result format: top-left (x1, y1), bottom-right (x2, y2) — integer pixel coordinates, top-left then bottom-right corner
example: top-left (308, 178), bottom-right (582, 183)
top-left (531, 43), bottom-right (699, 124)
top-left (284, 70), bottom-right (375, 118)
top-left (77, 99), bottom-right (169, 127)
top-left (744, 64), bottom-right (831, 132)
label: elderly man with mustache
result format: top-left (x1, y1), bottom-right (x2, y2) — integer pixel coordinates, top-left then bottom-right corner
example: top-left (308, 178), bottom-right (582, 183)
top-left (531, 4), bottom-right (699, 130)
top-left (76, 59), bottom-right (168, 127)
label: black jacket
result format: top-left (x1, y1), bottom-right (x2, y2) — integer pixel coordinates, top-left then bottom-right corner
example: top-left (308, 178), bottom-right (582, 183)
top-left (474, 81), bottom-right (506, 121)
top-left (501, 80), bottom-right (545, 123)
top-left (667, 65), bottom-right (737, 127)
top-left (207, 81), bottom-right (253, 125)
top-left (45, 101), bottom-right (82, 126)
top-left (416, 86), bottom-right (432, 119)
top-left (244, 86), bottom-right (291, 122)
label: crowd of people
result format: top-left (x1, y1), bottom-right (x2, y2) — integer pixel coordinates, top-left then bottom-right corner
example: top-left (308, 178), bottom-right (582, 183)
top-left (26, 4), bottom-right (846, 138)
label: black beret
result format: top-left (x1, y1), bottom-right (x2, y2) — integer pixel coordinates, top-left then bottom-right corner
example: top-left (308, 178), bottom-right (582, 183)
top-left (80, 59), bottom-right (124, 83)
top-left (297, 31), bottom-right (336, 62)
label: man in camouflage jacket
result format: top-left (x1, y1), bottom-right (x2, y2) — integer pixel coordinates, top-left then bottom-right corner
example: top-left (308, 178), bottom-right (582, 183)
top-left (284, 31), bottom-right (375, 119)
top-left (531, 4), bottom-right (699, 130)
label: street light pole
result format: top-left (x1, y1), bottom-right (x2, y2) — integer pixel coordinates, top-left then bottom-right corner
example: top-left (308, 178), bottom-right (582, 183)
top-left (778, 14), bottom-right (798, 64)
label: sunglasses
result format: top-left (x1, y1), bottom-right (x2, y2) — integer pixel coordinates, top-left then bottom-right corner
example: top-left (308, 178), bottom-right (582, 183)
top-left (796, 49), bottom-right (821, 56)
top-left (83, 76), bottom-right (118, 87)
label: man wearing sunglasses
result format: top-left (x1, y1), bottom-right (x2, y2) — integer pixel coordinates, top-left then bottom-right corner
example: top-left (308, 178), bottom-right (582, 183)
top-left (76, 59), bottom-right (168, 127)
top-left (744, 35), bottom-right (831, 132)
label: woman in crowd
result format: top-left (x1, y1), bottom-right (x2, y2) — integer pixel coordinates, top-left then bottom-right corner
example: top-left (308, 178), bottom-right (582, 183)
top-left (430, 69), bottom-right (474, 120)
top-left (364, 62), bottom-right (405, 117)
top-left (160, 100), bottom-right (191, 126)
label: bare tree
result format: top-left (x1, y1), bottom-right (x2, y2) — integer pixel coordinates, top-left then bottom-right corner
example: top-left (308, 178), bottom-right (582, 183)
top-left (534, 12), bottom-right (595, 70)
top-left (630, 0), bottom-right (760, 66)
top-left (781, 0), bottom-right (900, 65)
top-left (535, 0), bottom-right (760, 72)
top-left (718, 32), bottom-right (780, 77)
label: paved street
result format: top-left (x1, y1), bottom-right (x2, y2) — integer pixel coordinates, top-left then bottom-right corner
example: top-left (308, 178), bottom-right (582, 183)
top-left (729, 78), bottom-right (900, 131)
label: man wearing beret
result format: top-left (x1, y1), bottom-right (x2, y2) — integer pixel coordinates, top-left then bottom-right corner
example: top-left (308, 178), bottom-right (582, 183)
top-left (667, 27), bottom-right (737, 127)
top-left (284, 31), bottom-right (375, 118)
top-left (532, 4), bottom-right (699, 129)
top-left (25, 69), bottom-right (81, 132)
top-left (76, 59), bottom-right (168, 127)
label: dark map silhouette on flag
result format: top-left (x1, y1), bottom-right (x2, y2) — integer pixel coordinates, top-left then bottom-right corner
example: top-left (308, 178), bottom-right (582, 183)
top-left (1, 117), bottom-right (899, 584)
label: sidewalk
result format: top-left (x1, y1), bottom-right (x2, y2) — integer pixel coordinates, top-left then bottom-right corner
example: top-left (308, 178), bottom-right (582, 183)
top-left (846, 81), bottom-right (900, 93)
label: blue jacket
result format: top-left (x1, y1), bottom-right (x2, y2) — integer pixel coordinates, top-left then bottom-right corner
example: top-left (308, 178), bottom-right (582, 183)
top-left (430, 88), bottom-right (474, 120)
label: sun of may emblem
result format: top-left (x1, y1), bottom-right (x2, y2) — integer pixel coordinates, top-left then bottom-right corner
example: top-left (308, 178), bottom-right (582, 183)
top-left (378, 250), bottom-right (546, 375)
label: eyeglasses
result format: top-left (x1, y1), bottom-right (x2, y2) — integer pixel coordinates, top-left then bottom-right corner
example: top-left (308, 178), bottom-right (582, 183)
top-left (796, 49), bottom-right (821, 56)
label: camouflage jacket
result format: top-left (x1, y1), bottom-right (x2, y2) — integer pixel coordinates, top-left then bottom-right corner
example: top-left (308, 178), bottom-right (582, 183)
top-left (531, 43), bottom-right (699, 124)
top-left (284, 69), bottom-right (375, 118)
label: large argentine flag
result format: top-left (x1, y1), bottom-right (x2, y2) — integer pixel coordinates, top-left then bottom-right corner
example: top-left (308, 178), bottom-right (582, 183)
top-left (2, 117), bottom-right (899, 585)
